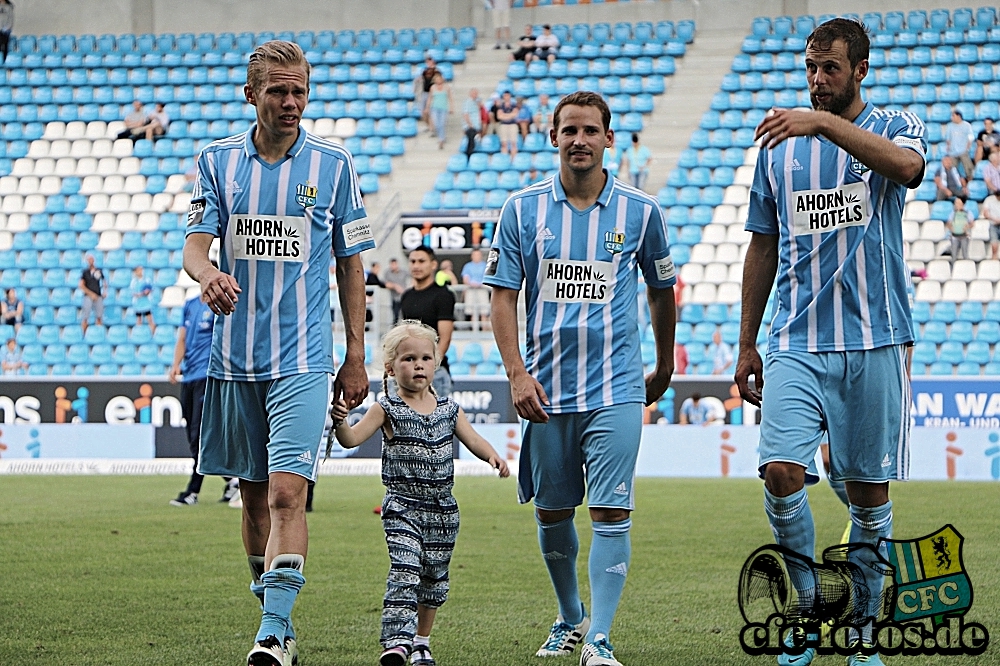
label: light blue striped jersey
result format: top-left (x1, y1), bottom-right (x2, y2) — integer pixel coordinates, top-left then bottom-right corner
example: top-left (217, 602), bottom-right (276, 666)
top-left (186, 126), bottom-right (373, 381)
top-left (747, 103), bottom-right (925, 353)
top-left (484, 172), bottom-right (676, 413)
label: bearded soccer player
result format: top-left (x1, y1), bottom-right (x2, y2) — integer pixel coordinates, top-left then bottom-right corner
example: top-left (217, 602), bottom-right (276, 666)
top-left (735, 19), bottom-right (924, 666)
top-left (183, 41), bottom-right (373, 666)
top-left (485, 91), bottom-right (676, 666)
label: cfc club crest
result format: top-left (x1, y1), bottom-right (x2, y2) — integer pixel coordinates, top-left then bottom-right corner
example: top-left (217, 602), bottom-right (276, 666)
top-left (295, 181), bottom-right (318, 208)
top-left (882, 524), bottom-right (973, 625)
top-left (604, 228), bottom-right (625, 255)
top-left (849, 156), bottom-right (871, 176)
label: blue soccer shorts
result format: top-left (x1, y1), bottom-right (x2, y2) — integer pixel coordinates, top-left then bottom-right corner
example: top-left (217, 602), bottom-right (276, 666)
top-left (198, 372), bottom-right (329, 483)
top-left (518, 403), bottom-right (643, 511)
top-left (758, 345), bottom-right (910, 485)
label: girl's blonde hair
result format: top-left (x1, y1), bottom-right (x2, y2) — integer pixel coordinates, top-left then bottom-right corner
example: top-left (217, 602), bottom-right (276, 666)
top-left (381, 320), bottom-right (440, 396)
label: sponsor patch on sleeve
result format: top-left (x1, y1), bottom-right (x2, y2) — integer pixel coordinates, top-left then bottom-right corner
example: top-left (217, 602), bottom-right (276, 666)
top-left (892, 135), bottom-right (925, 157)
top-left (654, 256), bottom-right (676, 282)
top-left (343, 218), bottom-right (374, 248)
top-left (187, 198), bottom-right (206, 227)
top-left (484, 248), bottom-right (500, 277)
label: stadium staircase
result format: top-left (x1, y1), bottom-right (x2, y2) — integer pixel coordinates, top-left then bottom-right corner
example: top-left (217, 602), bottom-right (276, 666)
top-left (641, 29), bottom-right (747, 198)
top-left (368, 36), bottom-right (516, 215)
top-left (421, 19), bottom-right (696, 211)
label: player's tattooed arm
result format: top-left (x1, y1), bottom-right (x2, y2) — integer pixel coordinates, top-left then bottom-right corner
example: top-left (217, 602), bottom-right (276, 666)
top-left (183, 232), bottom-right (241, 315)
top-left (756, 109), bottom-right (924, 186)
top-left (491, 286), bottom-right (550, 423)
top-left (644, 285), bottom-right (675, 406)
top-left (735, 232), bottom-right (778, 407)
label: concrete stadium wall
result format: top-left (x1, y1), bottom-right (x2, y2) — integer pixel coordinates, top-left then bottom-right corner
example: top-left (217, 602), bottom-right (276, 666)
top-left (15, 0), bottom-right (992, 38)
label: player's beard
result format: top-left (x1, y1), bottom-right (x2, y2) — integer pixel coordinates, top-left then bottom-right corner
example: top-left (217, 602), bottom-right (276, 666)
top-left (810, 79), bottom-right (857, 116)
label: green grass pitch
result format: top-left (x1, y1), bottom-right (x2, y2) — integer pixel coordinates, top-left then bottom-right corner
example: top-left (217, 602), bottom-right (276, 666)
top-left (1, 475), bottom-right (998, 666)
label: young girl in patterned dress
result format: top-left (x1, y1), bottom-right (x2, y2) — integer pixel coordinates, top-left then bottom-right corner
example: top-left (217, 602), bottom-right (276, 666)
top-left (330, 320), bottom-right (509, 666)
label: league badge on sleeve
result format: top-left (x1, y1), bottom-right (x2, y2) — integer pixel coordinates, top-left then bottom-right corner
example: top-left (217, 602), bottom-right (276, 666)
top-left (485, 247), bottom-right (500, 277)
top-left (187, 198), bottom-right (205, 227)
top-left (295, 181), bottom-right (318, 208)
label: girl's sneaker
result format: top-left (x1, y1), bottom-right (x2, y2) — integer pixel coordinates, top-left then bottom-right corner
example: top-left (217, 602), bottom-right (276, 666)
top-left (380, 645), bottom-right (409, 666)
top-left (410, 645), bottom-right (436, 666)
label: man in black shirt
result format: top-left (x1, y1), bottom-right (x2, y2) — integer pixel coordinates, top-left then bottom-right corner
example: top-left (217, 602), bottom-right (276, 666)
top-left (512, 24), bottom-right (536, 63)
top-left (977, 117), bottom-right (1000, 163)
top-left (400, 247), bottom-right (455, 396)
top-left (79, 253), bottom-right (106, 334)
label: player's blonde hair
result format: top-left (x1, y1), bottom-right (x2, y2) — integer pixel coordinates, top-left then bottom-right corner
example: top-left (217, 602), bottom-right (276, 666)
top-left (246, 40), bottom-right (311, 93)
top-left (381, 320), bottom-right (441, 396)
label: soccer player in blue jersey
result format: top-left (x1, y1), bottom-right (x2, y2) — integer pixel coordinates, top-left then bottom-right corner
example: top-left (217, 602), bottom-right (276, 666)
top-left (734, 19), bottom-right (925, 666)
top-left (182, 41), bottom-right (374, 666)
top-left (485, 91), bottom-right (676, 666)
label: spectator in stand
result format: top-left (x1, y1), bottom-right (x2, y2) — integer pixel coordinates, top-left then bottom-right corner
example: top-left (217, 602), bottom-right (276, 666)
top-left (2, 336), bottom-right (25, 375)
top-left (130, 265), bottom-right (156, 333)
top-left (947, 197), bottom-right (973, 261)
top-left (516, 96), bottom-right (533, 139)
top-left (461, 248), bottom-right (490, 332)
top-left (2, 287), bottom-right (23, 332)
top-left (462, 88), bottom-right (484, 158)
top-left (400, 247), bottom-right (456, 397)
top-left (79, 254), bottom-right (106, 334)
top-left (674, 341), bottom-right (688, 375)
top-left (522, 166), bottom-right (543, 186)
top-left (0, 0), bottom-right (13, 65)
top-left (708, 329), bottom-right (733, 376)
top-left (982, 190), bottom-right (1000, 260)
top-left (496, 91), bottom-right (519, 156)
top-left (366, 262), bottom-right (385, 288)
top-left (117, 100), bottom-right (149, 142)
top-left (382, 258), bottom-right (410, 323)
top-left (415, 56), bottom-right (440, 130)
top-left (534, 93), bottom-right (556, 136)
top-left (983, 150), bottom-right (1000, 195)
top-left (935, 156), bottom-right (968, 201)
top-left (976, 117), bottom-right (1000, 163)
top-left (428, 72), bottom-right (452, 150)
top-left (603, 143), bottom-right (622, 178)
top-left (946, 109), bottom-right (975, 180)
top-left (679, 392), bottom-right (712, 425)
top-left (534, 24), bottom-right (560, 65)
top-left (365, 262), bottom-right (385, 325)
top-left (489, 0), bottom-right (512, 50)
top-left (512, 24), bottom-right (536, 62)
top-left (134, 101), bottom-right (170, 141)
top-left (622, 133), bottom-right (652, 191)
top-left (435, 259), bottom-right (458, 287)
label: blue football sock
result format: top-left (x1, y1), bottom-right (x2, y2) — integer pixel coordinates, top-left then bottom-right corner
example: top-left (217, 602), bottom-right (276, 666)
top-left (255, 566), bottom-right (305, 644)
top-left (586, 519), bottom-right (631, 642)
top-left (537, 513), bottom-right (584, 625)
top-left (764, 487), bottom-right (816, 615)
top-left (828, 478), bottom-right (850, 507)
top-left (848, 501), bottom-right (893, 642)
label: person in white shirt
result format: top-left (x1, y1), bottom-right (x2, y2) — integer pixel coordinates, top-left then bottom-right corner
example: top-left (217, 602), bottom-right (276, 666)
top-left (139, 102), bottom-right (170, 141)
top-left (534, 24), bottom-right (560, 64)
